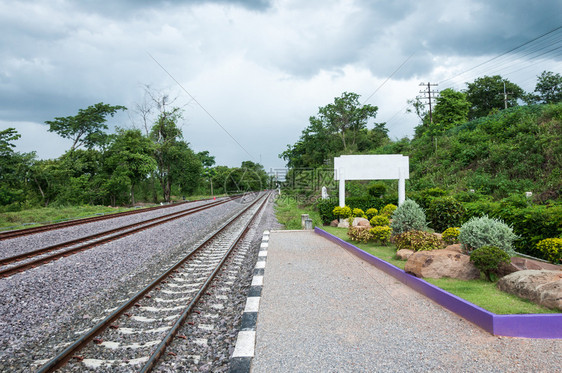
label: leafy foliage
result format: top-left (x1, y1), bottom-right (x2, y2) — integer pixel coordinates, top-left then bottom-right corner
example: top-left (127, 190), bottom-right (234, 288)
top-left (332, 205), bottom-right (352, 219)
top-left (470, 246), bottom-right (510, 281)
top-left (365, 208), bottom-right (378, 219)
top-left (426, 196), bottom-right (465, 232)
top-left (390, 199), bottom-right (428, 235)
top-left (352, 208), bottom-right (366, 218)
top-left (459, 216), bottom-right (517, 255)
top-left (369, 215), bottom-right (389, 227)
top-left (535, 238), bottom-right (562, 264)
top-left (465, 75), bottom-right (524, 120)
top-left (347, 226), bottom-right (372, 243)
top-left (316, 198), bottom-right (338, 224)
top-left (380, 204), bottom-right (397, 217)
top-left (394, 230), bottom-right (444, 251)
top-left (369, 226), bottom-right (392, 245)
top-left (367, 182), bottom-right (387, 197)
top-left (442, 227), bottom-right (460, 245)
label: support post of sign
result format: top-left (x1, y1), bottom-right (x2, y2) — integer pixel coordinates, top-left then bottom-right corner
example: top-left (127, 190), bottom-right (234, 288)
top-left (339, 169), bottom-right (345, 207)
top-left (398, 168), bottom-right (406, 206)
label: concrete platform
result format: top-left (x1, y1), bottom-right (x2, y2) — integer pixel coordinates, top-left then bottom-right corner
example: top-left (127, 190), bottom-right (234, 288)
top-left (247, 230), bottom-right (562, 373)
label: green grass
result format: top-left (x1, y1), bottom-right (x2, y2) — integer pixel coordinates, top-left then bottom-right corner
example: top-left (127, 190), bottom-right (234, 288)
top-left (275, 196), bottom-right (323, 230)
top-left (319, 226), bottom-right (558, 315)
top-left (0, 205), bottom-right (138, 231)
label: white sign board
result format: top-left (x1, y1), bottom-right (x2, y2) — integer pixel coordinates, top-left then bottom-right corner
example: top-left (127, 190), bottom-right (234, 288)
top-left (333, 154), bottom-right (409, 207)
top-left (334, 155), bottom-right (409, 180)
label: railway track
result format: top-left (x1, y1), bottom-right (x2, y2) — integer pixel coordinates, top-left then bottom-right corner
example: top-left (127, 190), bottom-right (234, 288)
top-left (0, 196), bottom-right (241, 278)
top-left (34, 191), bottom-right (270, 372)
top-left (0, 196), bottom-right (227, 240)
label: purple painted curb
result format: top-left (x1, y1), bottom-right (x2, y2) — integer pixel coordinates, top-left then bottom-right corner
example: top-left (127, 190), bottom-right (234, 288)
top-left (314, 227), bottom-right (562, 339)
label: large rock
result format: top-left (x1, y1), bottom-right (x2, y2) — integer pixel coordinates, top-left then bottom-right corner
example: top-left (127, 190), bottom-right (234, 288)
top-left (444, 244), bottom-right (462, 253)
top-left (497, 270), bottom-right (562, 311)
top-left (396, 249), bottom-right (414, 260)
top-left (497, 257), bottom-right (561, 278)
top-left (405, 250), bottom-right (481, 280)
top-left (330, 219), bottom-right (339, 227)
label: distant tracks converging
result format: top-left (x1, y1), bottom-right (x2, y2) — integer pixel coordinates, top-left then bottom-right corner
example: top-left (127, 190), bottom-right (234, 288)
top-left (34, 191), bottom-right (270, 372)
top-left (0, 196), bottom-right (241, 278)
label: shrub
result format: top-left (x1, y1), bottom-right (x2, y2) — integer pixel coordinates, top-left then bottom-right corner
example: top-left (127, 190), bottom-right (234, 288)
top-left (426, 196), bottom-right (465, 232)
top-left (470, 246), bottom-right (510, 281)
top-left (536, 238), bottom-right (562, 264)
top-left (369, 215), bottom-right (390, 227)
top-left (458, 216), bottom-right (517, 256)
top-left (369, 226), bottom-right (392, 245)
top-left (365, 208), bottom-right (378, 220)
top-left (417, 187), bottom-right (447, 208)
top-left (316, 198), bottom-right (338, 224)
top-left (333, 205), bottom-right (352, 219)
top-left (368, 182), bottom-right (387, 198)
top-left (352, 208), bottom-right (366, 218)
top-left (390, 199), bottom-right (428, 235)
top-left (442, 227), bottom-right (460, 245)
top-left (380, 204), bottom-right (397, 217)
top-left (394, 230), bottom-right (444, 251)
top-left (347, 226), bottom-right (372, 243)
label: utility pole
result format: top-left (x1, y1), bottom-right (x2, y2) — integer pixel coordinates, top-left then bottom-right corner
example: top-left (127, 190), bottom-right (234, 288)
top-left (501, 81), bottom-right (513, 109)
top-left (418, 82), bottom-right (439, 123)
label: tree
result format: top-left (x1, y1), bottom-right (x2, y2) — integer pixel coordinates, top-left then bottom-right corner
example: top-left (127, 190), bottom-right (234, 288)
top-left (533, 71), bottom-right (562, 104)
top-left (105, 128), bottom-right (156, 205)
top-left (0, 128), bottom-right (34, 207)
top-left (431, 88), bottom-right (470, 133)
top-left (464, 75), bottom-right (524, 120)
top-left (46, 102), bottom-right (126, 151)
top-left (318, 92), bottom-right (378, 151)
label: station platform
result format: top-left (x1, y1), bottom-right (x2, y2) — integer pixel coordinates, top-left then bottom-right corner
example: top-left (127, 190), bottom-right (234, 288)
top-left (231, 230), bottom-right (562, 373)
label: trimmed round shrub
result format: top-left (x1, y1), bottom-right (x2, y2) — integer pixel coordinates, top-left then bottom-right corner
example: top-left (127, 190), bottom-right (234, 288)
top-left (459, 215), bottom-right (517, 256)
top-left (370, 215), bottom-right (390, 227)
top-left (394, 230), bottom-right (444, 252)
top-left (536, 238), bottom-right (562, 264)
top-left (426, 196), bottom-right (465, 232)
top-left (470, 245), bottom-right (510, 281)
top-left (390, 199), bottom-right (428, 235)
top-left (442, 227), bottom-right (460, 245)
top-left (370, 226), bottom-right (392, 245)
top-left (333, 205), bottom-right (352, 219)
top-left (365, 208), bottom-right (379, 220)
top-left (368, 182), bottom-right (387, 198)
top-left (380, 204), bottom-right (397, 217)
top-left (418, 187), bottom-right (447, 208)
top-left (352, 208), bottom-right (366, 218)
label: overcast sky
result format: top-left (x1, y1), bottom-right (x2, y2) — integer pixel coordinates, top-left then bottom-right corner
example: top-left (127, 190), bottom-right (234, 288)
top-left (1, 0), bottom-right (561, 170)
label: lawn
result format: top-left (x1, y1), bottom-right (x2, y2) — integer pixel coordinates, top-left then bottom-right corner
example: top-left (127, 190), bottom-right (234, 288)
top-left (0, 205), bottom-right (138, 231)
top-left (319, 226), bottom-right (558, 315)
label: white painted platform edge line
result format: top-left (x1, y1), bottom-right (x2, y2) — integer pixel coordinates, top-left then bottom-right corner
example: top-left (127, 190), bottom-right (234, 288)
top-left (258, 251), bottom-right (268, 257)
top-left (244, 297), bottom-right (260, 313)
top-left (251, 275), bottom-right (263, 286)
top-left (232, 330), bottom-right (256, 358)
top-left (260, 242), bottom-right (268, 249)
top-left (263, 230), bottom-right (270, 235)
top-left (254, 261), bottom-right (266, 269)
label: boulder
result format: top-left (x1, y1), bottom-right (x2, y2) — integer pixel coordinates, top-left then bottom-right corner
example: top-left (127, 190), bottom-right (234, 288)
top-left (444, 244), bottom-right (462, 253)
top-left (330, 219), bottom-right (339, 227)
top-left (405, 249), bottom-right (481, 280)
top-left (497, 270), bottom-right (562, 311)
top-left (497, 257), bottom-right (561, 278)
top-left (396, 249), bottom-right (414, 260)
top-left (337, 217), bottom-right (370, 228)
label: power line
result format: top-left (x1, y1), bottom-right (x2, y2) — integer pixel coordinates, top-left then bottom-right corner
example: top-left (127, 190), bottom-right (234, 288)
top-left (146, 51), bottom-right (256, 161)
top-left (362, 52), bottom-right (416, 105)
top-left (440, 25), bottom-right (562, 85)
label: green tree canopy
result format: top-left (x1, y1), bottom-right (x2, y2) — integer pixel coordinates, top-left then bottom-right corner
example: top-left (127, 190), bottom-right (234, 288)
top-left (46, 102), bottom-right (126, 151)
top-left (431, 88), bottom-right (470, 133)
top-left (533, 70), bottom-right (562, 104)
top-left (465, 75), bottom-right (524, 120)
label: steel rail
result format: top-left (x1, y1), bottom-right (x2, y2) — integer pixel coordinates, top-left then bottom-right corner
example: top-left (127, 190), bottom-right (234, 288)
top-left (140, 192), bottom-right (270, 372)
top-left (0, 196), bottom-right (240, 278)
top-left (0, 196), bottom-right (232, 240)
top-left (35, 192), bottom-right (268, 373)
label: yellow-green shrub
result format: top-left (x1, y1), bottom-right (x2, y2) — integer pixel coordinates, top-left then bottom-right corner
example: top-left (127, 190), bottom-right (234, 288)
top-left (370, 215), bottom-right (390, 227)
top-left (365, 208), bottom-right (378, 220)
top-left (347, 226), bottom-right (372, 243)
top-left (536, 238), bottom-right (562, 264)
top-left (442, 227), bottom-right (460, 245)
top-left (333, 205), bottom-right (352, 219)
top-left (352, 208), bottom-right (366, 218)
top-left (380, 204), bottom-right (397, 217)
top-left (370, 226), bottom-right (392, 245)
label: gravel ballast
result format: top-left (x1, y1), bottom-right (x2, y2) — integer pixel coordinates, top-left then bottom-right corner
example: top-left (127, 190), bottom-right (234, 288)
top-left (0, 196), bottom-right (269, 372)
